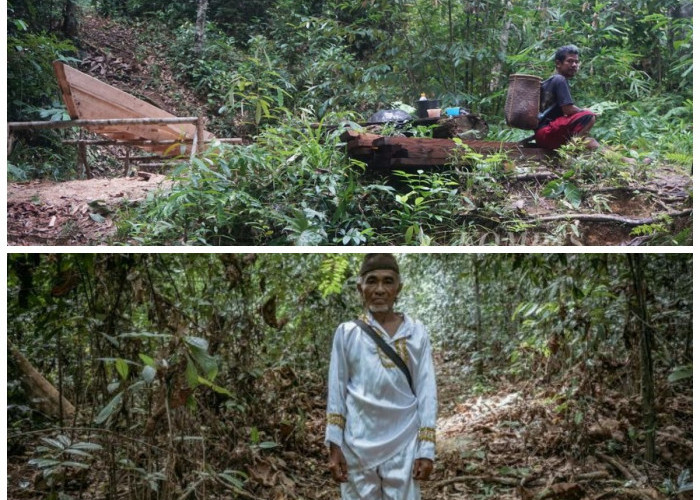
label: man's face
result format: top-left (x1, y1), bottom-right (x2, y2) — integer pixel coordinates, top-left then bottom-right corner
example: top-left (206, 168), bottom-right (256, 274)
top-left (555, 53), bottom-right (580, 79)
top-left (357, 269), bottom-right (402, 314)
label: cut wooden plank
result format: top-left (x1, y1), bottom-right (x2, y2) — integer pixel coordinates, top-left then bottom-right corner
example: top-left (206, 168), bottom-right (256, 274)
top-left (344, 131), bottom-right (552, 168)
top-left (53, 61), bottom-right (214, 156)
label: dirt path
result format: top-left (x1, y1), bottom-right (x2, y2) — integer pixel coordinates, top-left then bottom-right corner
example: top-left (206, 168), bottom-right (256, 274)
top-left (7, 174), bottom-right (172, 245)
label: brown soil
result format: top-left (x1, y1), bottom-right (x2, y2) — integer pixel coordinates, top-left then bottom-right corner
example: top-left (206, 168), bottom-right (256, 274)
top-left (6, 12), bottom-right (196, 246)
top-left (77, 14), bottom-right (205, 117)
top-left (505, 165), bottom-right (692, 246)
top-left (7, 174), bottom-right (173, 245)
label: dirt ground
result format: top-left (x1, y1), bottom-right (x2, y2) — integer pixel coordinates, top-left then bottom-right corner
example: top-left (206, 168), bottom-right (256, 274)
top-left (7, 174), bottom-right (173, 245)
top-left (6, 164), bottom-right (692, 246)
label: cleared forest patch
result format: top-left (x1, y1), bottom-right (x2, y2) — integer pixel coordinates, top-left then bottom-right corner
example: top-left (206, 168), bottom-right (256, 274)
top-left (7, 174), bottom-right (172, 245)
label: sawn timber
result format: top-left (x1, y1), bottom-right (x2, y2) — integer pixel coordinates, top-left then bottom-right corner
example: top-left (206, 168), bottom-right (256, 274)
top-left (342, 130), bottom-right (552, 169)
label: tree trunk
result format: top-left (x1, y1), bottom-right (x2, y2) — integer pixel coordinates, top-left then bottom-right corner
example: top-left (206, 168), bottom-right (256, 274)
top-left (489, 0), bottom-right (513, 92)
top-left (9, 341), bottom-right (76, 421)
top-left (194, 0), bottom-right (209, 57)
top-left (62, 0), bottom-right (79, 38)
top-left (627, 254), bottom-right (656, 462)
top-left (472, 255), bottom-right (484, 376)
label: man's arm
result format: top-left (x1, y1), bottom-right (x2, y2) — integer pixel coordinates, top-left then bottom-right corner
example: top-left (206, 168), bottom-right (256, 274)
top-left (414, 325), bottom-right (438, 479)
top-left (561, 103), bottom-right (584, 116)
top-left (325, 325), bottom-right (349, 482)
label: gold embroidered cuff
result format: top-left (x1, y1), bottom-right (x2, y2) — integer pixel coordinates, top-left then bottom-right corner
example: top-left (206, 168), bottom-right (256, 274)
top-left (327, 413), bottom-right (346, 429)
top-left (418, 427), bottom-right (436, 443)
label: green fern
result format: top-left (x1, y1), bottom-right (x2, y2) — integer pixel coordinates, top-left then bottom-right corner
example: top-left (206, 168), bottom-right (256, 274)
top-left (663, 152), bottom-right (693, 167)
top-left (318, 255), bottom-right (350, 298)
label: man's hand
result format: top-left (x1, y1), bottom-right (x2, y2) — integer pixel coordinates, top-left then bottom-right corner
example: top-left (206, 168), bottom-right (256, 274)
top-left (412, 458), bottom-right (433, 481)
top-left (328, 443), bottom-right (348, 483)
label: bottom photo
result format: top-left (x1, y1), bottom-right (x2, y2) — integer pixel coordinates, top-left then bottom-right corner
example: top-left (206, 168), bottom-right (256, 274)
top-left (5, 253), bottom-right (693, 500)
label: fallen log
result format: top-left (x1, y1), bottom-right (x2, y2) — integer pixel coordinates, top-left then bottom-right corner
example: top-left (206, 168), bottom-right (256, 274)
top-left (8, 340), bottom-right (76, 421)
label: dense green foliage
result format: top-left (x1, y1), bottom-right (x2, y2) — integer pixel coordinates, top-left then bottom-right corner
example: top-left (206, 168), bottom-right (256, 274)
top-left (7, 253), bottom-right (692, 497)
top-left (124, 133), bottom-right (687, 246)
top-left (6, 0), bottom-right (692, 243)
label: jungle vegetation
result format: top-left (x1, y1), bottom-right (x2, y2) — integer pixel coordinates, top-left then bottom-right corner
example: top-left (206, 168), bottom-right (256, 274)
top-left (6, 253), bottom-right (693, 498)
top-left (6, 0), bottom-right (693, 245)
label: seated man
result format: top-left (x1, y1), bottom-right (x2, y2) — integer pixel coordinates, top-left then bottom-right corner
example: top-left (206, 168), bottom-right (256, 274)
top-left (535, 44), bottom-right (600, 151)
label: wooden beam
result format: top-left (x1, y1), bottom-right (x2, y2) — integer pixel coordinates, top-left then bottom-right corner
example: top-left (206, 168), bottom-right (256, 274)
top-left (53, 61), bottom-right (80, 119)
top-left (116, 155), bottom-right (169, 161)
top-left (8, 116), bottom-right (200, 131)
top-left (61, 137), bottom-right (243, 145)
top-left (344, 131), bottom-right (553, 168)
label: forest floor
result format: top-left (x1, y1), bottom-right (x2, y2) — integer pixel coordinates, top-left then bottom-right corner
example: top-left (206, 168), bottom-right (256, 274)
top-left (5, 13), bottom-right (693, 246)
top-left (7, 353), bottom-right (692, 499)
top-left (7, 174), bottom-right (172, 245)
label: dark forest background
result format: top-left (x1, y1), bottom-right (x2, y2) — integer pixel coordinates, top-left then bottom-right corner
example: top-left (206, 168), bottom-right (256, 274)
top-left (6, 253), bottom-right (693, 498)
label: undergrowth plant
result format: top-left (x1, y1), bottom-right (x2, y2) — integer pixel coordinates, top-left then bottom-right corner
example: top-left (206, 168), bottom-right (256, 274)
top-left (125, 119), bottom-right (388, 245)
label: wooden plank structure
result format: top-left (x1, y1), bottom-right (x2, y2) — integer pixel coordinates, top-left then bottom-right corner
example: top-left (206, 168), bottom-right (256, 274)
top-left (53, 61), bottom-right (215, 156)
top-left (342, 129), bottom-right (552, 169)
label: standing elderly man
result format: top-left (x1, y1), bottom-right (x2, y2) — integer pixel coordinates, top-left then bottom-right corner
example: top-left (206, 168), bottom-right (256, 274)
top-left (325, 253), bottom-right (438, 499)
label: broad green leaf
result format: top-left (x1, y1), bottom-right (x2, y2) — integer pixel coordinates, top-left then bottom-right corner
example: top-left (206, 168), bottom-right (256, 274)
top-left (184, 336), bottom-right (209, 351)
top-left (196, 376), bottom-right (233, 396)
top-left (115, 358), bottom-right (129, 380)
top-left (185, 358), bottom-right (200, 389)
top-left (564, 183), bottom-right (582, 208)
top-left (668, 365), bottom-right (692, 383)
top-left (40, 437), bottom-right (66, 450)
top-left (28, 458), bottom-right (62, 468)
top-left (89, 213), bottom-right (105, 224)
top-left (70, 442), bottom-right (103, 451)
top-left (139, 353), bottom-right (156, 367)
top-left (542, 180), bottom-right (564, 198)
top-left (60, 461), bottom-right (90, 469)
top-left (255, 101), bottom-right (262, 124)
top-left (94, 391), bottom-right (123, 424)
top-left (185, 337), bottom-right (218, 380)
top-left (219, 473), bottom-right (244, 488)
top-left (62, 448), bottom-right (93, 458)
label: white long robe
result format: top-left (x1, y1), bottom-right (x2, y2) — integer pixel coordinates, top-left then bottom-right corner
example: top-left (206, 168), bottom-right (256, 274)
top-left (325, 312), bottom-right (438, 471)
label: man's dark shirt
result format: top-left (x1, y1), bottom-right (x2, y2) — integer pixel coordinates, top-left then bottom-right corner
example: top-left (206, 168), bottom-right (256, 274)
top-left (537, 74), bottom-right (574, 129)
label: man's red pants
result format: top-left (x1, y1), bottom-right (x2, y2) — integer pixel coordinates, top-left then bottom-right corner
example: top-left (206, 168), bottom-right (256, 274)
top-left (534, 110), bottom-right (595, 150)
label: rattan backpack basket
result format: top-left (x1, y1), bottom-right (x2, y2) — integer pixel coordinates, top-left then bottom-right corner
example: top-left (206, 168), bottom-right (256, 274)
top-left (505, 74), bottom-right (542, 130)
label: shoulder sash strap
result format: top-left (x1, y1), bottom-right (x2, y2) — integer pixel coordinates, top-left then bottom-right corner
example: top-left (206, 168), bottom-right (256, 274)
top-left (353, 319), bottom-right (414, 395)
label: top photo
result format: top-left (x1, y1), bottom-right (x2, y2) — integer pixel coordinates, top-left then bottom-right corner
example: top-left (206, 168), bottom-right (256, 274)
top-left (7, 0), bottom-right (693, 246)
